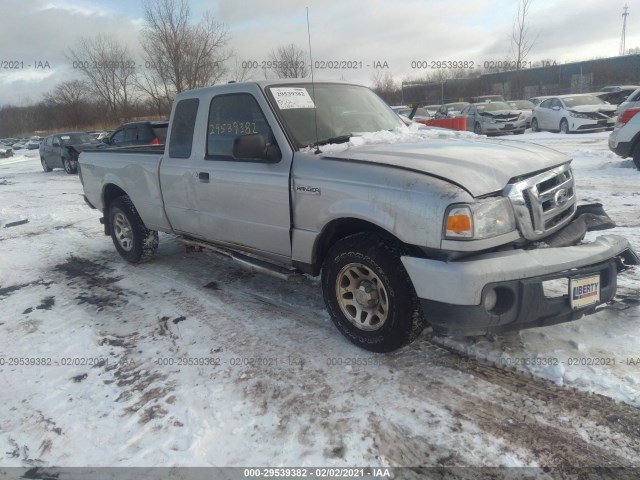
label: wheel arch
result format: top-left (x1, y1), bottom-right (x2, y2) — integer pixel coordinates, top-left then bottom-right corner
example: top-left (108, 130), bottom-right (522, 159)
top-left (101, 184), bottom-right (129, 235)
top-left (304, 218), bottom-right (416, 276)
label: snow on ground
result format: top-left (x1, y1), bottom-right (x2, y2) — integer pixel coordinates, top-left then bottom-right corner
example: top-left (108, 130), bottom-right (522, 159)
top-left (1, 136), bottom-right (640, 470)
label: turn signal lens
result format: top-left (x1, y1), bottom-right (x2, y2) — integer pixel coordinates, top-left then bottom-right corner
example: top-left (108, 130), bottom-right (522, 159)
top-left (446, 207), bottom-right (473, 238)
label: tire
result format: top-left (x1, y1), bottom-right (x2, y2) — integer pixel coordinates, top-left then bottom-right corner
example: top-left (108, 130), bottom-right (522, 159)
top-left (633, 145), bottom-right (640, 171)
top-left (474, 122), bottom-right (483, 135)
top-left (514, 129), bottom-right (524, 135)
top-left (321, 232), bottom-right (427, 352)
top-left (63, 153), bottom-right (78, 174)
top-left (108, 196), bottom-right (158, 263)
top-left (531, 118), bottom-right (539, 132)
top-left (41, 157), bottom-right (52, 172)
top-left (559, 118), bottom-right (569, 134)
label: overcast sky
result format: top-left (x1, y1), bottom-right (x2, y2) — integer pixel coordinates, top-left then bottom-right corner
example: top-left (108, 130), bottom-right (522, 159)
top-left (0, 0), bottom-right (638, 106)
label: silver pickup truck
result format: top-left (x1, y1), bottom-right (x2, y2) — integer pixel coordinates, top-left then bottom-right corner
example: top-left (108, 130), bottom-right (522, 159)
top-left (79, 80), bottom-right (638, 352)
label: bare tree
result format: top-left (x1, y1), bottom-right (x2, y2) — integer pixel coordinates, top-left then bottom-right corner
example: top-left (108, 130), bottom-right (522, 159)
top-left (67, 35), bottom-right (137, 120)
top-left (370, 71), bottom-right (401, 105)
top-left (42, 80), bottom-right (92, 128)
top-left (511, 0), bottom-right (538, 70)
top-left (140, 0), bottom-right (231, 104)
top-left (268, 44), bottom-right (309, 79)
top-left (227, 57), bottom-right (253, 83)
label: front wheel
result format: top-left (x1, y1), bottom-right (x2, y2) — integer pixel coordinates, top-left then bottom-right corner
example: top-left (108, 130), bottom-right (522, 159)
top-left (531, 118), bottom-right (539, 132)
top-left (321, 233), bottom-right (427, 352)
top-left (559, 118), bottom-right (569, 134)
top-left (474, 122), bottom-right (483, 135)
top-left (108, 196), bottom-right (158, 263)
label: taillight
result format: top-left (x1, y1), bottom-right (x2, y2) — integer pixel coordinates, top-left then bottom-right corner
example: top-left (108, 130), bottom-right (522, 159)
top-left (150, 137), bottom-right (160, 145)
top-left (617, 108), bottom-right (640, 127)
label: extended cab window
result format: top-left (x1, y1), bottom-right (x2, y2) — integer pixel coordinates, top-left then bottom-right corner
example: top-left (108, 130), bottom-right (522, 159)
top-left (206, 94), bottom-right (272, 160)
top-left (169, 98), bottom-right (199, 158)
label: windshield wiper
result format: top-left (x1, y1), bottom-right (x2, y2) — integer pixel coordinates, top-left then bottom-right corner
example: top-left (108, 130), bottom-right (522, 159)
top-left (312, 135), bottom-right (353, 148)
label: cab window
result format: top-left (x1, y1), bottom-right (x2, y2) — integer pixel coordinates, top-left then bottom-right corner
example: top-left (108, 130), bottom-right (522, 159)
top-left (206, 93), bottom-right (273, 160)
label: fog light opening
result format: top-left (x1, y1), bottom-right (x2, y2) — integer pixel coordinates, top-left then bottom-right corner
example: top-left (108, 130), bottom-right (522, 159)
top-left (484, 288), bottom-right (498, 311)
top-left (484, 287), bottom-right (514, 315)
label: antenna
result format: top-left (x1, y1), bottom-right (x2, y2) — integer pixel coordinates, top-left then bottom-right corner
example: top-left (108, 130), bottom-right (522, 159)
top-left (306, 7), bottom-right (320, 154)
top-left (620, 4), bottom-right (629, 56)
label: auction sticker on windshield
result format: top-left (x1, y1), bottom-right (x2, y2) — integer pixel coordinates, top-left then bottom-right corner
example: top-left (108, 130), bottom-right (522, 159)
top-left (271, 87), bottom-right (315, 109)
top-left (570, 275), bottom-right (600, 309)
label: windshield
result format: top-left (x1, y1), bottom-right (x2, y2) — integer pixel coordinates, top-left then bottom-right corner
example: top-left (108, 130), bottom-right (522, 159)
top-left (60, 133), bottom-right (93, 145)
top-left (508, 100), bottom-right (534, 109)
top-left (266, 83), bottom-right (403, 148)
top-left (562, 95), bottom-right (606, 107)
top-left (446, 103), bottom-right (467, 110)
top-left (476, 102), bottom-right (512, 112)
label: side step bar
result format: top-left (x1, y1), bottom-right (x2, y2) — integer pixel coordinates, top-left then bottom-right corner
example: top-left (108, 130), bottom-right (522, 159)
top-left (177, 237), bottom-right (303, 282)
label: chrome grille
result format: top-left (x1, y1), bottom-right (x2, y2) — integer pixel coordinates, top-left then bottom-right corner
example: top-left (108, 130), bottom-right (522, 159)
top-left (504, 163), bottom-right (576, 241)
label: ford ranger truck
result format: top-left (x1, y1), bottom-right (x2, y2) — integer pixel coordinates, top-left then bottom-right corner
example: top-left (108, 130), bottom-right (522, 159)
top-left (78, 80), bottom-right (639, 352)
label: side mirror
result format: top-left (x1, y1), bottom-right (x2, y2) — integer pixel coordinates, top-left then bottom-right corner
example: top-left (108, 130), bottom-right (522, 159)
top-left (233, 134), bottom-right (281, 163)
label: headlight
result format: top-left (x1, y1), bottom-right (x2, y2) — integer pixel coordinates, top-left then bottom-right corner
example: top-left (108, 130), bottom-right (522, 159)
top-left (444, 198), bottom-right (516, 240)
top-left (569, 112), bottom-right (589, 119)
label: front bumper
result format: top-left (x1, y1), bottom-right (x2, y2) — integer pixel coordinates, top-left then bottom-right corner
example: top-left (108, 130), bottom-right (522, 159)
top-left (570, 117), bottom-right (615, 132)
top-left (483, 119), bottom-right (527, 134)
top-left (401, 235), bottom-right (638, 336)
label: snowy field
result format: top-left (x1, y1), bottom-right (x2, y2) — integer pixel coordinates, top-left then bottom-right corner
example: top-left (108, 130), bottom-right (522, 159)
top-left (1, 132), bottom-right (640, 472)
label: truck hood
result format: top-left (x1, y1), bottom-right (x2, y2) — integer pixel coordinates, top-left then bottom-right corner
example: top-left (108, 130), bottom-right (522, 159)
top-left (322, 138), bottom-right (570, 197)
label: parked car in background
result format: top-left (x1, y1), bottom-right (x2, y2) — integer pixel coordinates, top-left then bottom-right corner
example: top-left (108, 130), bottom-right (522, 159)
top-left (40, 132), bottom-right (95, 174)
top-left (609, 107), bottom-right (640, 169)
top-left (435, 102), bottom-right (469, 118)
top-left (423, 104), bottom-right (441, 117)
top-left (507, 99), bottom-right (535, 127)
top-left (593, 86), bottom-right (639, 106)
top-left (531, 94), bottom-right (616, 133)
top-left (615, 87), bottom-right (640, 117)
top-left (529, 95), bottom-right (551, 107)
top-left (26, 138), bottom-right (41, 149)
top-left (460, 101), bottom-right (526, 135)
top-left (391, 106), bottom-right (432, 124)
top-left (469, 95), bottom-right (505, 103)
top-left (0, 144), bottom-right (13, 158)
top-left (600, 85), bottom-right (639, 93)
top-left (101, 121), bottom-right (168, 147)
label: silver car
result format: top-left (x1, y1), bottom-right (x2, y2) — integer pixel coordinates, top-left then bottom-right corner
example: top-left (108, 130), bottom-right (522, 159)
top-left (508, 100), bottom-right (535, 127)
top-left (460, 101), bottom-right (526, 135)
top-left (615, 87), bottom-right (640, 117)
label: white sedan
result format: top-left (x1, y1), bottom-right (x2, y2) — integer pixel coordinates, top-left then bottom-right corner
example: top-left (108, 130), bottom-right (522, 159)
top-left (531, 94), bottom-right (616, 133)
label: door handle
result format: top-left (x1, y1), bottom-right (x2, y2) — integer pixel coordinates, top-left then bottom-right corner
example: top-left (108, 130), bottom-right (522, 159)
top-left (198, 172), bottom-right (209, 183)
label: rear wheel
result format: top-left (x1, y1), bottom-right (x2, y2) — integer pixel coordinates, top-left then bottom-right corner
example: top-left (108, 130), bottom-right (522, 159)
top-left (633, 145), bottom-right (640, 171)
top-left (41, 157), bottom-right (52, 172)
top-left (108, 196), bottom-right (158, 263)
top-left (321, 233), bottom-right (427, 352)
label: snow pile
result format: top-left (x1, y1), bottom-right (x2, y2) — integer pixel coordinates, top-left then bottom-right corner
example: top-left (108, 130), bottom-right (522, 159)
top-left (303, 124), bottom-right (478, 154)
